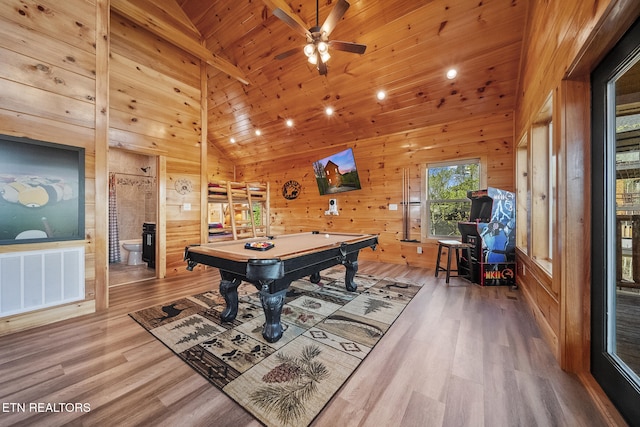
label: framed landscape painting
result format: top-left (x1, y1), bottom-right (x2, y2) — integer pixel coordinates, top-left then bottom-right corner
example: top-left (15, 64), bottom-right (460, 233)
top-left (312, 148), bottom-right (362, 195)
top-left (0, 135), bottom-right (85, 245)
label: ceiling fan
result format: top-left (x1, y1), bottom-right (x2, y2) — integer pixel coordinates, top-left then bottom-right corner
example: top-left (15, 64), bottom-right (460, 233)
top-left (264, 0), bottom-right (367, 75)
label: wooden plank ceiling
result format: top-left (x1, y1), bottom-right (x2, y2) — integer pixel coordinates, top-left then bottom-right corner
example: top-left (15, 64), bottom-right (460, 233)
top-left (173, 0), bottom-right (528, 164)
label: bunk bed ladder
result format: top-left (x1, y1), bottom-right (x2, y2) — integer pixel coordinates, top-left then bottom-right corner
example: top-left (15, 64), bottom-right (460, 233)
top-left (244, 185), bottom-right (258, 238)
top-left (226, 181), bottom-right (257, 239)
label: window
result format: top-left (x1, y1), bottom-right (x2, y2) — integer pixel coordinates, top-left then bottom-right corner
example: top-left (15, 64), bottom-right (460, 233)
top-left (252, 202), bottom-right (263, 226)
top-left (515, 94), bottom-right (555, 273)
top-left (530, 94), bottom-right (555, 273)
top-left (423, 159), bottom-right (482, 238)
top-left (515, 134), bottom-right (529, 252)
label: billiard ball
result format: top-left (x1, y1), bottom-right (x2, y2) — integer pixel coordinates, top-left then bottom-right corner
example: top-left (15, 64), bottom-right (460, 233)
top-left (325, 234), bottom-right (330, 238)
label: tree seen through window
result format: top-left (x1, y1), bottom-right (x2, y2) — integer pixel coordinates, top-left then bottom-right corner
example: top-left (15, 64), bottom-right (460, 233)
top-left (427, 161), bottom-right (480, 237)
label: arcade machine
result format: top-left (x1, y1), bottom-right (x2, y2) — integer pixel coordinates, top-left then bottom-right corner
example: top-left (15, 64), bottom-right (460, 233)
top-left (458, 187), bottom-right (516, 286)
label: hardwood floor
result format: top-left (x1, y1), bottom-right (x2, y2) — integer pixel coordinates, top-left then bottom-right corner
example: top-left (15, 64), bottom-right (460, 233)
top-left (0, 262), bottom-right (612, 426)
top-left (108, 263), bottom-right (156, 288)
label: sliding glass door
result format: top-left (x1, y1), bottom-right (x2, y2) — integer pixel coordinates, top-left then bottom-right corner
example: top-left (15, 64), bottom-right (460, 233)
top-left (591, 18), bottom-right (640, 425)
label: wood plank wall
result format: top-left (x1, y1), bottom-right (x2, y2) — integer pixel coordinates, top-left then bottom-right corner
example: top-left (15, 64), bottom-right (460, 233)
top-left (0, 0), bottom-right (237, 335)
top-left (0, 0), bottom-right (98, 333)
top-left (236, 111), bottom-right (514, 267)
top-left (514, 0), bottom-right (640, 378)
top-left (109, 11), bottom-right (207, 276)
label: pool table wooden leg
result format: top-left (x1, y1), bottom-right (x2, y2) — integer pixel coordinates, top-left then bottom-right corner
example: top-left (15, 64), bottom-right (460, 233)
top-left (344, 252), bottom-right (359, 292)
top-left (219, 275), bottom-right (242, 322)
top-left (259, 284), bottom-right (287, 343)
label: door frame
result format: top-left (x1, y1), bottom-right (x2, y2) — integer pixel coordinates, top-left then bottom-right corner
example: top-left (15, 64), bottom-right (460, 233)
top-left (591, 17), bottom-right (640, 425)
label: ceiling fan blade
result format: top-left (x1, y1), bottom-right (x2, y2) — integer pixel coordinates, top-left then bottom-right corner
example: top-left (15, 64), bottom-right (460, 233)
top-left (274, 48), bottom-right (299, 60)
top-left (272, 8), bottom-right (312, 38)
top-left (317, 57), bottom-right (328, 75)
top-left (268, 3), bottom-right (311, 39)
top-left (329, 40), bottom-right (367, 54)
top-left (320, 0), bottom-right (350, 37)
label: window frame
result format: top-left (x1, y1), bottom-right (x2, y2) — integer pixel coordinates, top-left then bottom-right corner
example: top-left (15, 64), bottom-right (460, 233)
top-left (529, 93), bottom-right (555, 274)
top-left (515, 133), bottom-right (529, 253)
top-left (421, 157), bottom-right (487, 240)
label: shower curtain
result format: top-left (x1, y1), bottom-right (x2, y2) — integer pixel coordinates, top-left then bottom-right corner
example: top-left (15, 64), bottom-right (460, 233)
top-left (108, 173), bottom-right (121, 263)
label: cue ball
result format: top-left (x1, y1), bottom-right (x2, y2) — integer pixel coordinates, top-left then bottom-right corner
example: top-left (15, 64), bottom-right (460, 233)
top-left (325, 234), bottom-right (330, 238)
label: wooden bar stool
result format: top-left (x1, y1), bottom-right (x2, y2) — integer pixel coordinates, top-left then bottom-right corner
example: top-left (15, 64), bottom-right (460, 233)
top-left (435, 240), bottom-right (474, 285)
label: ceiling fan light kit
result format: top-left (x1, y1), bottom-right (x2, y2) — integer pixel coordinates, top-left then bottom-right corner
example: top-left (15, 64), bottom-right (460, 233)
top-left (303, 43), bottom-right (316, 57)
top-left (267, 0), bottom-right (367, 75)
top-left (317, 41), bottom-right (329, 54)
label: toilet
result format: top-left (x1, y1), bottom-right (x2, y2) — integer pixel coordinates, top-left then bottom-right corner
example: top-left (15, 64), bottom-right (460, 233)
top-left (121, 239), bottom-right (144, 265)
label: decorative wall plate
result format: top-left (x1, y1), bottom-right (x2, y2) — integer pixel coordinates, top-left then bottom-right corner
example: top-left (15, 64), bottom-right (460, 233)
top-left (282, 180), bottom-right (301, 200)
top-left (174, 178), bottom-right (192, 195)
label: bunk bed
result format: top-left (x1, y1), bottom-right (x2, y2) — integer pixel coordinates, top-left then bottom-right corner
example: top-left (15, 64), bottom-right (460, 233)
top-left (207, 180), bottom-right (270, 241)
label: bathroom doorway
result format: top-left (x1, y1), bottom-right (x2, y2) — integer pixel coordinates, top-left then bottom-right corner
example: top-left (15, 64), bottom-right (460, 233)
top-left (108, 149), bottom-right (158, 287)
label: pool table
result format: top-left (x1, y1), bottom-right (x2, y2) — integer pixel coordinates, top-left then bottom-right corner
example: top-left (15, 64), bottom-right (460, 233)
top-left (183, 231), bottom-right (378, 342)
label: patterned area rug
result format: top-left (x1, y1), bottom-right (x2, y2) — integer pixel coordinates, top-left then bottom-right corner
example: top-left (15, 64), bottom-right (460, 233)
top-left (129, 269), bottom-right (421, 427)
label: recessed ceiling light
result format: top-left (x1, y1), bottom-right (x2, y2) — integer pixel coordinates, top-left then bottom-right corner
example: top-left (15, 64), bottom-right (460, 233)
top-left (255, 129), bottom-right (262, 136)
top-left (230, 137), bottom-right (235, 143)
top-left (325, 107), bottom-right (334, 116)
top-left (446, 68), bottom-right (457, 79)
top-left (286, 119), bottom-right (294, 127)
top-left (376, 90), bottom-right (386, 100)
